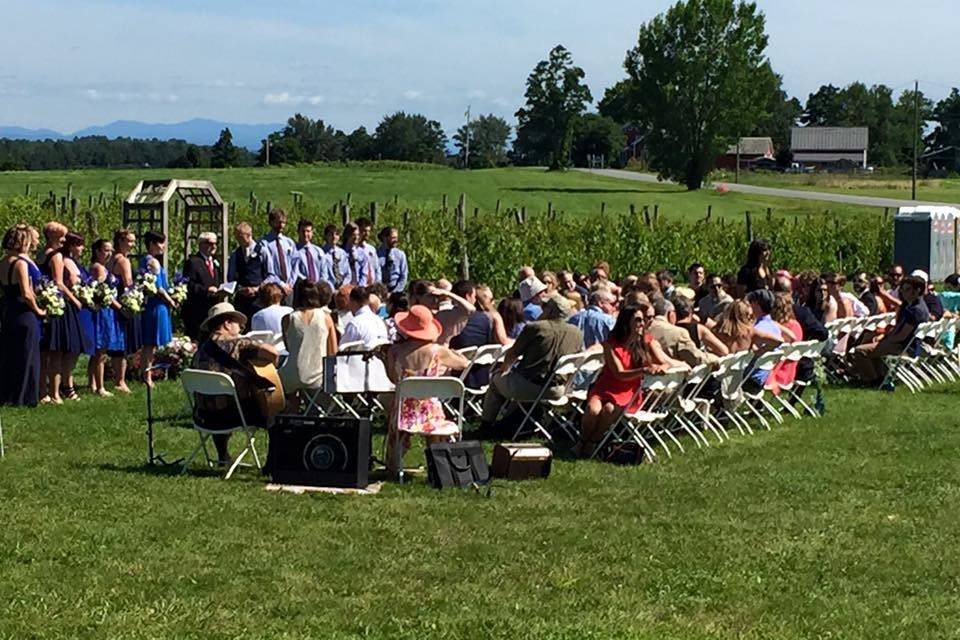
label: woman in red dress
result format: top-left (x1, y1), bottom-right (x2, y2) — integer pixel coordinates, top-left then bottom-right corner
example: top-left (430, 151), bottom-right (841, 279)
top-left (575, 302), bottom-right (684, 458)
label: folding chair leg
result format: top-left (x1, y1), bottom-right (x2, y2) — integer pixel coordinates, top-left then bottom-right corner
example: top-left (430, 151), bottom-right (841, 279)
top-left (773, 393), bottom-right (802, 420)
top-left (181, 433), bottom-right (211, 474)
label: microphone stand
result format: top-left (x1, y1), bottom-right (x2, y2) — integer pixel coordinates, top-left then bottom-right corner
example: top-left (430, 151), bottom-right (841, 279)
top-left (145, 363), bottom-right (183, 467)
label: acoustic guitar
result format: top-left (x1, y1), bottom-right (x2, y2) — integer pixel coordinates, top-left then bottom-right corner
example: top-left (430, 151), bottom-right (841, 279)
top-left (252, 362), bottom-right (286, 422)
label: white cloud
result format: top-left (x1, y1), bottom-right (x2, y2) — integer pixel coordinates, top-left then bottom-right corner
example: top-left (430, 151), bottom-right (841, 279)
top-left (263, 92), bottom-right (325, 106)
top-left (82, 88), bottom-right (102, 101)
top-left (307, 95), bottom-right (325, 105)
top-left (81, 88), bottom-right (178, 103)
top-left (492, 97), bottom-right (511, 107)
top-left (467, 89), bottom-right (486, 99)
top-left (403, 89), bottom-right (423, 100)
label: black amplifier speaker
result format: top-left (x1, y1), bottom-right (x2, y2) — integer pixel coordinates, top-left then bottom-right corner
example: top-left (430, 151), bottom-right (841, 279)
top-left (268, 415), bottom-right (371, 488)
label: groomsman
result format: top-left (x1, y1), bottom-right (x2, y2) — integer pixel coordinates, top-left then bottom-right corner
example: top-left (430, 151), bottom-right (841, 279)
top-left (182, 231), bottom-right (222, 339)
top-left (356, 217), bottom-right (381, 284)
top-left (377, 226), bottom-right (408, 294)
top-left (321, 223), bottom-right (348, 288)
top-left (293, 219), bottom-right (334, 288)
top-left (258, 207), bottom-right (297, 298)
top-left (227, 222), bottom-right (268, 319)
top-left (337, 222), bottom-right (371, 287)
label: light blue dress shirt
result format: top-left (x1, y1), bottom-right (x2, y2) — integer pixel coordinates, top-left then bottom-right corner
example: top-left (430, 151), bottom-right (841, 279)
top-left (568, 305), bottom-right (615, 348)
top-left (292, 243), bottom-right (335, 289)
top-left (258, 231), bottom-right (298, 288)
top-left (377, 245), bottom-right (409, 293)
top-left (362, 242), bottom-right (381, 284)
top-left (327, 244), bottom-right (370, 287)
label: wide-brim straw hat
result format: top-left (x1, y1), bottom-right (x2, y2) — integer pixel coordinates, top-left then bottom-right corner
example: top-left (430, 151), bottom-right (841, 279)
top-left (201, 301), bottom-right (248, 333)
top-left (395, 304), bottom-right (442, 341)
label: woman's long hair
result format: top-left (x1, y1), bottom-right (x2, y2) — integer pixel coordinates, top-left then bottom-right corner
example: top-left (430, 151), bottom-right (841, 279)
top-left (715, 299), bottom-right (753, 343)
top-left (610, 303), bottom-right (651, 367)
top-left (745, 238), bottom-right (771, 269)
top-left (498, 297), bottom-right (524, 336)
top-left (772, 293), bottom-right (795, 325)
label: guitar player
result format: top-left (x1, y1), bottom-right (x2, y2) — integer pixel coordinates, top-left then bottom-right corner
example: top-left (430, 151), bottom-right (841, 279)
top-left (192, 302), bottom-right (282, 466)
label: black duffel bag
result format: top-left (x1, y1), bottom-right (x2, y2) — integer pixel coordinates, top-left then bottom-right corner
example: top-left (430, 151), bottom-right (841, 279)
top-left (425, 441), bottom-right (490, 489)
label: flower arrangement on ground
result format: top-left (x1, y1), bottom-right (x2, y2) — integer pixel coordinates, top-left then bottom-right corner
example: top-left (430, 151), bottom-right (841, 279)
top-left (154, 336), bottom-right (197, 379)
top-left (36, 277), bottom-right (66, 317)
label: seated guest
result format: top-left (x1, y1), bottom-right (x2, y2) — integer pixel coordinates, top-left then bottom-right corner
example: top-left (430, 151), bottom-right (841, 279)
top-left (480, 296), bottom-right (583, 434)
top-left (745, 290), bottom-right (785, 388)
top-left (367, 282), bottom-right (390, 318)
top-left (687, 262), bottom-right (707, 302)
top-left (279, 279), bottom-right (338, 402)
top-left (713, 299), bottom-right (783, 354)
top-left (191, 303), bottom-right (280, 465)
top-left (673, 297), bottom-right (729, 357)
top-left (870, 276), bottom-right (889, 314)
top-left (879, 264), bottom-right (905, 310)
top-left (648, 296), bottom-right (719, 367)
top-left (636, 272), bottom-right (660, 297)
top-left (450, 282), bottom-right (510, 349)
top-left (540, 270), bottom-right (559, 296)
top-left (333, 284), bottom-right (354, 335)
top-left (853, 272), bottom-right (880, 316)
top-left (563, 290), bottom-right (585, 311)
top-left (849, 275), bottom-right (929, 384)
top-left (657, 269), bottom-right (676, 298)
top-left (822, 272), bottom-right (859, 320)
top-left (774, 275), bottom-right (827, 388)
top-left (519, 275), bottom-right (548, 321)
top-left (768, 292), bottom-right (803, 390)
top-left (498, 297), bottom-right (526, 340)
top-left (622, 289), bottom-right (650, 308)
top-left (386, 305), bottom-right (470, 474)
top-left (802, 276), bottom-right (831, 325)
top-left (575, 302), bottom-right (682, 458)
top-left (942, 273), bottom-right (960, 313)
top-left (568, 288), bottom-right (617, 348)
top-left (384, 291), bottom-right (410, 343)
top-left (250, 283), bottom-right (293, 336)
top-left (911, 270), bottom-right (945, 320)
top-left (340, 286), bottom-right (388, 348)
top-left (558, 269), bottom-right (589, 299)
top-left (408, 279), bottom-right (476, 344)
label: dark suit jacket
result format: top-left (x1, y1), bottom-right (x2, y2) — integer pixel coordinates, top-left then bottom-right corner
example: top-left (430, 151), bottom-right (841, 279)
top-left (183, 254), bottom-right (221, 339)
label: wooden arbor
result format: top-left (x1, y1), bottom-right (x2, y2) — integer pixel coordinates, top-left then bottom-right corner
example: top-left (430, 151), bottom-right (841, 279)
top-left (122, 179), bottom-right (228, 279)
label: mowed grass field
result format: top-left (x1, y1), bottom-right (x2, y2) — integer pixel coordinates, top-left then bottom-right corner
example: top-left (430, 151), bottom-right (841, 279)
top-left (0, 164), bottom-right (882, 222)
top-left (3, 380), bottom-right (960, 639)
top-left (716, 170), bottom-right (960, 205)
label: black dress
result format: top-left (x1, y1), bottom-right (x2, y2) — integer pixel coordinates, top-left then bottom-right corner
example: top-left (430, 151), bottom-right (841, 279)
top-left (0, 257), bottom-right (42, 406)
top-left (38, 254), bottom-right (86, 354)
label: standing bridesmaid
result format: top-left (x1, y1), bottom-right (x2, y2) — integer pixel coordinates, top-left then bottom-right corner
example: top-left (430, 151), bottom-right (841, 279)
top-left (38, 221), bottom-right (85, 404)
top-left (109, 229), bottom-right (137, 392)
top-left (89, 238), bottom-right (124, 396)
top-left (61, 232), bottom-right (95, 399)
top-left (0, 224), bottom-right (45, 406)
top-left (139, 231), bottom-right (176, 387)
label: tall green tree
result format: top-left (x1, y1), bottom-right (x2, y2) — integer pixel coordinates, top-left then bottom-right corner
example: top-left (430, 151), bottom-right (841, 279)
top-left (751, 65), bottom-right (802, 156)
top-left (210, 128), bottom-right (242, 168)
top-left (373, 112), bottom-right (448, 163)
top-left (453, 114), bottom-right (511, 168)
top-left (513, 45), bottom-right (593, 170)
top-left (890, 89), bottom-right (934, 166)
top-left (344, 126), bottom-right (376, 161)
top-left (928, 89), bottom-right (960, 172)
top-left (571, 114), bottom-right (626, 167)
top-left (624, 0), bottom-right (773, 189)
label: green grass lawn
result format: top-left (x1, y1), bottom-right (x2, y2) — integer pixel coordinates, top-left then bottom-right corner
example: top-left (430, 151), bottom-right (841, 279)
top-left (713, 170), bottom-right (960, 205)
top-left (2, 380), bottom-right (960, 639)
top-left (0, 164), bottom-right (881, 223)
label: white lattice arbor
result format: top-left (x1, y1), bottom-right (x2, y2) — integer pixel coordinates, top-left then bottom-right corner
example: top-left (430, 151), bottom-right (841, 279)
top-left (122, 179), bottom-right (229, 278)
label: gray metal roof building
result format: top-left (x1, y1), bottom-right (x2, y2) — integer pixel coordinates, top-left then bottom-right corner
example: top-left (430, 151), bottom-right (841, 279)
top-left (791, 127), bottom-right (869, 168)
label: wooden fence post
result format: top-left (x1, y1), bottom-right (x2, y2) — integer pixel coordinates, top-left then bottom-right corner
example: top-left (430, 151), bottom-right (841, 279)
top-left (643, 206), bottom-right (651, 227)
top-left (341, 204), bottom-right (351, 226)
top-left (601, 202), bottom-right (606, 215)
top-left (745, 211), bottom-right (753, 242)
top-left (370, 202), bottom-right (378, 225)
top-left (495, 199), bottom-right (501, 214)
top-left (24, 184), bottom-right (31, 197)
top-left (706, 205), bottom-right (712, 221)
top-left (442, 194), bottom-right (448, 213)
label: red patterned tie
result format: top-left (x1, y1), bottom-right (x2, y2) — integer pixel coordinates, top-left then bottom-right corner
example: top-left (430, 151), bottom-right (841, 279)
top-left (276, 238), bottom-right (288, 282)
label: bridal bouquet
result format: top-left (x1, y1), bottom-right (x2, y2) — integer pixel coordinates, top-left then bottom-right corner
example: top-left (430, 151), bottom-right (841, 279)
top-left (72, 278), bottom-right (98, 309)
top-left (36, 278), bottom-right (66, 317)
top-left (94, 280), bottom-right (117, 309)
top-left (169, 273), bottom-right (188, 305)
top-left (137, 270), bottom-right (158, 297)
top-left (120, 286), bottom-right (145, 315)
top-left (155, 335), bottom-right (197, 379)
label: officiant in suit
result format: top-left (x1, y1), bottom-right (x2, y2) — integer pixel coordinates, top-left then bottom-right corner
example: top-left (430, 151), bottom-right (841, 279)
top-left (182, 231), bottom-right (223, 339)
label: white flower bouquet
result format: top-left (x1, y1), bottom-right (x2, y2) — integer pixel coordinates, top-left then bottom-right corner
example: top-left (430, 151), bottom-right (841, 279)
top-left (36, 278), bottom-right (66, 317)
top-left (120, 286), bottom-right (145, 315)
top-left (72, 280), bottom-right (98, 309)
top-left (169, 273), bottom-right (188, 305)
top-left (137, 270), bottom-right (159, 297)
top-left (156, 335), bottom-right (198, 379)
top-left (94, 280), bottom-right (117, 308)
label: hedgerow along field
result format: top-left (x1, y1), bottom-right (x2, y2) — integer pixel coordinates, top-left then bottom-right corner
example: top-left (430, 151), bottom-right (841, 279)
top-left (0, 163), bottom-right (893, 294)
top-left (3, 377), bottom-right (960, 638)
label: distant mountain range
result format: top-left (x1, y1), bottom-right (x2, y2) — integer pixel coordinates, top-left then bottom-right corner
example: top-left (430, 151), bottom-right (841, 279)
top-left (0, 118), bottom-right (282, 150)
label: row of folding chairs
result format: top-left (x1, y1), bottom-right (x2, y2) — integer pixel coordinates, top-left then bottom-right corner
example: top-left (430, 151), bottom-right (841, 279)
top-left (824, 313), bottom-right (896, 382)
top-left (882, 317), bottom-right (960, 393)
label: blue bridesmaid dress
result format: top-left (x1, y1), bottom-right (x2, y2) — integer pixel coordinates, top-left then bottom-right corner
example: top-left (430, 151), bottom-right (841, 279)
top-left (93, 269), bottom-right (124, 353)
top-left (39, 253), bottom-right (86, 355)
top-left (71, 259), bottom-right (95, 357)
top-left (139, 255), bottom-right (173, 347)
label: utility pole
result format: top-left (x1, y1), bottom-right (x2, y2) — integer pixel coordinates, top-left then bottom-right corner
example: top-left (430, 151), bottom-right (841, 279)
top-left (464, 105), bottom-right (471, 170)
top-left (264, 137), bottom-right (271, 167)
top-left (735, 135), bottom-right (741, 184)
top-left (912, 80), bottom-right (919, 201)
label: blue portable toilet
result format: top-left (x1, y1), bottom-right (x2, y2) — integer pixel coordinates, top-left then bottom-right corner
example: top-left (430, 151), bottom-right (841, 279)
top-left (894, 206), bottom-right (960, 281)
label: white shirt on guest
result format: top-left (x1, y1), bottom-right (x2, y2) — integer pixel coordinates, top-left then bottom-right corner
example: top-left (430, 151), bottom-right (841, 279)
top-left (340, 305), bottom-right (388, 348)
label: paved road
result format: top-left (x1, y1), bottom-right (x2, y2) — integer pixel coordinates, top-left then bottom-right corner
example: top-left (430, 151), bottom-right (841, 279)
top-left (578, 168), bottom-right (959, 209)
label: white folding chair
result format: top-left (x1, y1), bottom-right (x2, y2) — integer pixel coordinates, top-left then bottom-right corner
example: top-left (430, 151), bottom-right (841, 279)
top-left (673, 363), bottom-right (722, 446)
top-left (180, 369), bottom-right (263, 480)
top-left (511, 352), bottom-right (585, 441)
top-left (390, 376), bottom-right (465, 479)
top-left (741, 350), bottom-right (787, 429)
top-left (712, 351), bottom-right (756, 435)
top-left (455, 344), bottom-right (505, 417)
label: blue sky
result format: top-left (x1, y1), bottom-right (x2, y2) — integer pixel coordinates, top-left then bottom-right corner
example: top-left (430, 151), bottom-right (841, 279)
top-left (1, 0), bottom-right (957, 134)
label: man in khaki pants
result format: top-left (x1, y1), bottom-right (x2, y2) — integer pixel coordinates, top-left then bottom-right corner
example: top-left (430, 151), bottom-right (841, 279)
top-left (480, 296), bottom-right (583, 435)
